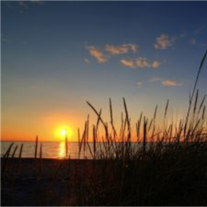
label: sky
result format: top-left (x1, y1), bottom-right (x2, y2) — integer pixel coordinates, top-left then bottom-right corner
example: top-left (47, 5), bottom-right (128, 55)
top-left (1, 1), bottom-right (207, 142)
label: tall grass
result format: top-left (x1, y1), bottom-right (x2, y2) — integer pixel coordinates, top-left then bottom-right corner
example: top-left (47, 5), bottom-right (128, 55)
top-left (73, 50), bottom-right (207, 205)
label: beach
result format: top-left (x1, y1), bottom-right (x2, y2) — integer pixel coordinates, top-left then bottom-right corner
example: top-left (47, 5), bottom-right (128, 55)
top-left (1, 158), bottom-right (100, 206)
top-left (2, 141), bottom-right (207, 206)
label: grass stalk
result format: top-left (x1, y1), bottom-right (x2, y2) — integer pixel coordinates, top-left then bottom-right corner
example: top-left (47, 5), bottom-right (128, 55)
top-left (16, 143), bottom-right (23, 173)
top-left (11, 145), bottom-right (18, 158)
top-left (35, 135), bottom-right (38, 159)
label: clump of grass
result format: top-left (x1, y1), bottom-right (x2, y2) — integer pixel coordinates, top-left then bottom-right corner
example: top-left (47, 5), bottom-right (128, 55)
top-left (75, 50), bottom-right (207, 205)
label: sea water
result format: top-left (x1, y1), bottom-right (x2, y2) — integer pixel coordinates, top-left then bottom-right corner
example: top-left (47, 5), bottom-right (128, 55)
top-left (1, 141), bottom-right (93, 159)
top-left (1, 141), bottom-right (148, 159)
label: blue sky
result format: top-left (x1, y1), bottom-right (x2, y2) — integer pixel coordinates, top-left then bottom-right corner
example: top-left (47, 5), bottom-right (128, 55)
top-left (1, 1), bottom-right (207, 141)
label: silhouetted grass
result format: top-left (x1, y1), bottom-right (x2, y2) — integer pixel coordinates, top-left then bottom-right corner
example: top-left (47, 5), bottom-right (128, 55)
top-left (75, 50), bottom-right (207, 205)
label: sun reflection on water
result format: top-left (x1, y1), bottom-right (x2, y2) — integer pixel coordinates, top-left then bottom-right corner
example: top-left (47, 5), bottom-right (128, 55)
top-left (59, 142), bottom-right (66, 159)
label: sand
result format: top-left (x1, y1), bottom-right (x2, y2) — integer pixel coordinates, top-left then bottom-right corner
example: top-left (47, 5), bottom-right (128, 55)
top-left (1, 158), bottom-right (102, 206)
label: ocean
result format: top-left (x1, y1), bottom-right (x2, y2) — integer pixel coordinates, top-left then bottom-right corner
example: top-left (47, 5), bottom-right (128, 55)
top-left (1, 141), bottom-right (93, 159)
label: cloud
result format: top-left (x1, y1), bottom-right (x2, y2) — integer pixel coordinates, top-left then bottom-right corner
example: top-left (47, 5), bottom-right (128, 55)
top-left (121, 57), bottom-right (162, 69)
top-left (135, 58), bottom-right (161, 69)
top-left (154, 34), bottom-right (173, 50)
top-left (2, 38), bottom-right (11, 43)
top-left (85, 44), bottom-right (162, 68)
top-left (87, 46), bottom-right (108, 63)
top-left (194, 24), bottom-right (207, 35)
top-left (84, 58), bottom-right (90, 63)
top-left (137, 82), bottom-right (143, 88)
top-left (162, 79), bottom-right (182, 86)
top-left (85, 43), bottom-right (139, 64)
top-left (149, 76), bottom-right (162, 83)
top-left (189, 38), bottom-right (196, 45)
top-left (0, 34), bottom-right (11, 43)
top-left (151, 60), bottom-right (162, 69)
top-left (135, 57), bottom-right (151, 68)
top-left (148, 77), bottom-right (183, 87)
top-left (179, 32), bottom-right (187, 38)
top-left (105, 44), bottom-right (138, 55)
top-left (30, 0), bottom-right (44, 4)
top-left (120, 59), bottom-right (135, 68)
top-left (189, 38), bottom-right (207, 47)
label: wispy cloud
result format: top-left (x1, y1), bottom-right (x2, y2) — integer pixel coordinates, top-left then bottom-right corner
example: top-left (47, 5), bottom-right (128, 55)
top-left (1, 34), bottom-right (12, 43)
top-left (120, 59), bottom-right (135, 68)
top-left (87, 46), bottom-right (108, 63)
top-left (189, 38), bottom-right (207, 47)
top-left (135, 57), bottom-right (150, 68)
top-left (149, 76), bottom-right (162, 83)
top-left (189, 38), bottom-right (196, 45)
top-left (105, 44), bottom-right (138, 55)
top-left (162, 79), bottom-right (182, 86)
top-left (154, 34), bottom-right (173, 50)
top-left (151, 60), bottom-right (162, 69)
top-left (121, 57), bottom-right (162, 69)
top-left (85, 43), bottom-right (138, 64)
top-left (194, 24), bottom-right (207, 35)
top-left (137, 82), bottom-right (143, 89)
top-left (179, 32), bottom-right (187, 38)
top-left (149, 77), bottom-right (183, 87)
top-left (85, 44), bottom-right (162, 68)
top-left (84, 58), bottom-right (90, 64)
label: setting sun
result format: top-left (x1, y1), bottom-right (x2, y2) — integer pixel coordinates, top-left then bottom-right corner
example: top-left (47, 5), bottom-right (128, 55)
top-left (54, 126), bottom-right (74, 141)
top-left (60, 129), bottom-right (67, 136)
